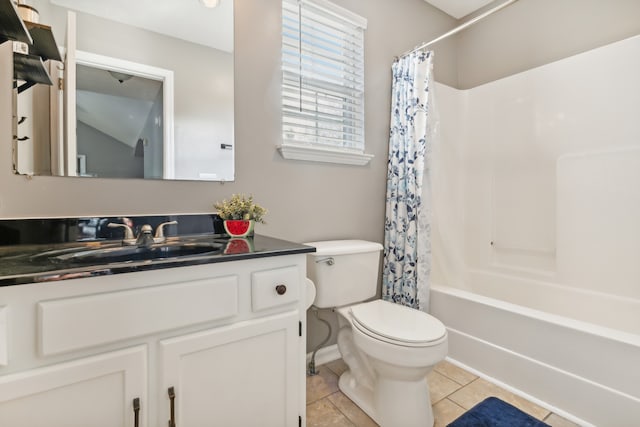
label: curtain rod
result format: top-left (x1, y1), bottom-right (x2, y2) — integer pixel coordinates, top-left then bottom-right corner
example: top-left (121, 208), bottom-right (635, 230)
top-left (401, 0), bottom-right (520, 57)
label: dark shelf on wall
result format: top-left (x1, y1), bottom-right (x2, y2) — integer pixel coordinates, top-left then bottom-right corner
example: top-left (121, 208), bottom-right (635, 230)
top-left (1, 0), bottom-right (61, 93)
top-left (0, 0), bottom-right (33, 45)
top-left (13, 53), bottom-right (52, 93)
top-left (12, 22), bottom-right (61, 93)
top-left (24, 21), bottom-right (62, 61)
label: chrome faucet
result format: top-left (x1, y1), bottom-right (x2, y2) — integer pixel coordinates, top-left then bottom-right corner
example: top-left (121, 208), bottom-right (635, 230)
top-left (108, 220), bottom-right (178, 247)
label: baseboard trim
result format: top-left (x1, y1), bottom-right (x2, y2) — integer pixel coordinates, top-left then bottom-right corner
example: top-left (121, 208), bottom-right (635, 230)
top-left (306, 344), bottom-right (340, 368)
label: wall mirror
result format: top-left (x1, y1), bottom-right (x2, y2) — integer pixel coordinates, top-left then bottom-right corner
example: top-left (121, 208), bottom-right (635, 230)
top-left (12, 0), bottom-right (234, 181)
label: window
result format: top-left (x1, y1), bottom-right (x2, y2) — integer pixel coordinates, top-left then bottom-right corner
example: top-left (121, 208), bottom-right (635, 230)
top-left (279, 0), bottom-right (372, 165)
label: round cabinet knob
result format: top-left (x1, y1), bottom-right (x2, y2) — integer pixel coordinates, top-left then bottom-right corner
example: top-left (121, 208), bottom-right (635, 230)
top-left (275, 284), bottom-right (287, 295)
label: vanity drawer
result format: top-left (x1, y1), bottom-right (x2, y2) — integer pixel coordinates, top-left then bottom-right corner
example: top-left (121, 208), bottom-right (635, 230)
top-left (38, 275), bottom-right (239, 356)
top-left (251, 266), bottom-right (300, 312)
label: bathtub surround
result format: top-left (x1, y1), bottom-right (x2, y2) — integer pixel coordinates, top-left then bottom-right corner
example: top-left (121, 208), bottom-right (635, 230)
top-left (431, 286), bottom-right (638, 427)
top-left (430, 35), bottom-right (640, 425)
top-left (433, 34), bottom-right (640, 334)
top-left (383, 51), bottom-right (434, 311)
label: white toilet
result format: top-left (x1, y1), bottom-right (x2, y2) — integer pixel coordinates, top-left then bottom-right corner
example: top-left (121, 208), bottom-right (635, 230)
top-left (306, 240), bottom-right (448, 427)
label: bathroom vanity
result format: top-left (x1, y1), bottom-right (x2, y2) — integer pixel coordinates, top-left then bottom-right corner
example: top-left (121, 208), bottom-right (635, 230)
top-left (0, 217), bottom-right (313, 426)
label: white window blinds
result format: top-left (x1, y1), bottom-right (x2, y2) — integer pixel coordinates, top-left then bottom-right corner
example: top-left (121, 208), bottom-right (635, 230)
top-left (282, 0), bottom-right (367, 154)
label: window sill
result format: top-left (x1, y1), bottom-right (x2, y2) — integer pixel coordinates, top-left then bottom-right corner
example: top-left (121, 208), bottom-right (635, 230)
top-left (276, 144), bottom-right (374, 166)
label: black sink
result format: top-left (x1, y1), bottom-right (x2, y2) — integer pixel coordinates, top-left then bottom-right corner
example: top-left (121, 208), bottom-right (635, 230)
top-left (50, 241), bottom-right (224, 264)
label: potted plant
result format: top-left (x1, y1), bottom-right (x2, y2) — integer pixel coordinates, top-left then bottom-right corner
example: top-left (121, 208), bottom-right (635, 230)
top-left (214, 194), bottom-right (267, 237)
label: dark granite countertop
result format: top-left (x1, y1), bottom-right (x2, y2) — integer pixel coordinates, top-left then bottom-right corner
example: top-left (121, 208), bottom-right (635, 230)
top-left (0, 233), bottom-right (315, 286)
top-left (0, 214), bottom-right (316, 286)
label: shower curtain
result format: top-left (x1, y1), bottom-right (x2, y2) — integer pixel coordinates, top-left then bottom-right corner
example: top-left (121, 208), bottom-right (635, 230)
top-left (382, 50), bottom-right (434, 312)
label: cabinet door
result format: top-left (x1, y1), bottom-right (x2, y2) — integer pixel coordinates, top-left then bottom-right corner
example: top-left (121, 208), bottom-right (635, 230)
top-left (160, 311), bottom-right (300, 427)
top-left (0, 346), bottom-right (147, 427)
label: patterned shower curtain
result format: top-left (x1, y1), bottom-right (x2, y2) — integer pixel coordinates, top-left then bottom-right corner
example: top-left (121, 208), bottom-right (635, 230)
top-left (382, 51), bottom-right (434, 312)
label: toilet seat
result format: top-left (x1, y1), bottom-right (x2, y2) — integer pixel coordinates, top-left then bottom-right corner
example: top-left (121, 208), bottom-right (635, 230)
top-left (350, 300), bottom-right (446, 347)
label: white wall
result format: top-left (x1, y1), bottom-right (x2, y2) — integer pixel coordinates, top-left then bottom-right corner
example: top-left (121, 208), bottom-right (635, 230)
top-left (432, 36), bottom-right (640, 332)
top-left (4, 0), bottom-right (639, 352)
top-left (0, 0), bottom-right (456, 236)
top-left (456, 0), bottom-right (640, 89)
top-left (0, 0), bottom-right (458, 351)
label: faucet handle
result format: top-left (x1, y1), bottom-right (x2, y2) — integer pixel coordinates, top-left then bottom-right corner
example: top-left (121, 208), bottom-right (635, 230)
top-left (154, 220), bottom-right (178, 240)
top-left (108, 222), bottom-right (135, 240)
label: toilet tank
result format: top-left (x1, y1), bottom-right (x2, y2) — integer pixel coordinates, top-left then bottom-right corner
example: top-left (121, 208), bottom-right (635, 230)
top-left (305, 240), bottom-right (383, 308)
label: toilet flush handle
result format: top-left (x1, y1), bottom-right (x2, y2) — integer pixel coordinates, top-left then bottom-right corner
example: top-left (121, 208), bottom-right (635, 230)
top-left (315, 257), bottom-right (334, 266)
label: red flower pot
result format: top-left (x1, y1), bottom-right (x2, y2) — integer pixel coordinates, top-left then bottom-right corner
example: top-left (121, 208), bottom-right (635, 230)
top-left (223, 220), bottom-right (255, 237)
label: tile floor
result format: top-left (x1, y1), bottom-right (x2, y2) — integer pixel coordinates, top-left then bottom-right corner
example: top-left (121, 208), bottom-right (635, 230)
top-left (306, 359), bottom-right (582, 427)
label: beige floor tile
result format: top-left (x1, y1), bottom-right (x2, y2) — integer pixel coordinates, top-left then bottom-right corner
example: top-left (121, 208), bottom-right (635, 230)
top-left (427, 370), bottom-right (464, 404)
top-left (327, 391), bottom-right (378, 427)
top-left (544, 412), bottom-right (583, 427)
top-left (307, 398), bottom-right (355, 427)
top-left (307, 366), bottom-right (340, 404)
top-left (305, 359), bottom-right (559, 427)
top-left (433, 398), bottom-right (467, 427)
top-left (448, 378), bottom-right (550, 420)
top-left (434, 360), bottom-right (478, 386)
top-left (325, 359), bottom-right (349, 377)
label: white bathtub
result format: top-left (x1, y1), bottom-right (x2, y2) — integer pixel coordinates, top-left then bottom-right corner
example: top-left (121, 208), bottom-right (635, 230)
top-left (430, 283), bottom-right (640, 427)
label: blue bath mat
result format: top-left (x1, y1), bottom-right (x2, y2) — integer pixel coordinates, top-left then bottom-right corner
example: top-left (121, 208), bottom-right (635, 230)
top-left (447, 397), bottom-right (550, 427)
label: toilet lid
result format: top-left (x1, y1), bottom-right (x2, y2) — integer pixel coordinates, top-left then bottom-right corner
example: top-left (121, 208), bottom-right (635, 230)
top-left (350, 300), bottom-right (446, 344)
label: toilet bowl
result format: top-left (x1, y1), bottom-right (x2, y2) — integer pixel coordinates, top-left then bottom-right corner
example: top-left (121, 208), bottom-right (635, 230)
top-left (306, 240), bottom-right (449, 427)
top-left (349, 300), bottom-right (447, 368)
top-left (336, 300), bottom-right (447, 427)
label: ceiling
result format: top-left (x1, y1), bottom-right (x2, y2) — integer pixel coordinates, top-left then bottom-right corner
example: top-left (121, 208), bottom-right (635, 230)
top-left (424, 0), bottom-right (496, 19)
top-left (49, 0), bottom-right (234, 52)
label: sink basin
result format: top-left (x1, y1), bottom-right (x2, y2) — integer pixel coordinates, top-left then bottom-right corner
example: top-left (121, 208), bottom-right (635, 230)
top-left (50, 241), bottom-right (224, 264)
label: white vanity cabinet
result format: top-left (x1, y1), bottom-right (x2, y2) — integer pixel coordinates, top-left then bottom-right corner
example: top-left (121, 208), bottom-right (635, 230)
top-left (0, 345), bottom-right (147, 427)
top-left (160, 311), bottom-right (299, 427)
top-left (0, 253), bottom-right (308, 427)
